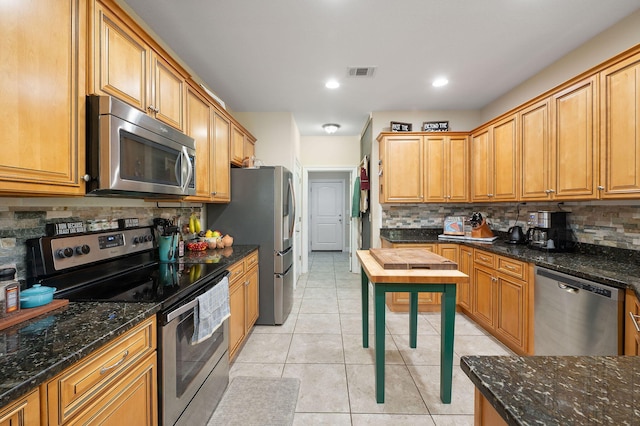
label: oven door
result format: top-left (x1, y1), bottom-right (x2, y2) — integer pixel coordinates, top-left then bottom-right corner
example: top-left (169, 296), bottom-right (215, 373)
top-left (160, 277), bottom-right (229, 426)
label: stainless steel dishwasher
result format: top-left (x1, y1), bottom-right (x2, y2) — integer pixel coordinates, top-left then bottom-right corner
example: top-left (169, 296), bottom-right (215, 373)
top-left (534, 266), bottom-right (624, 355)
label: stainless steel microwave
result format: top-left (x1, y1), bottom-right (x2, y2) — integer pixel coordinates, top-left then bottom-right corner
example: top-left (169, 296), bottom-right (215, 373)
top-left (85, 95), bottom-right (195, 198)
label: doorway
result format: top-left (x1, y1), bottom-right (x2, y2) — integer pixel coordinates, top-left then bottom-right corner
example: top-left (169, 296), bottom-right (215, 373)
top-left (310, 180), bottom-right (344, 251)
top-left (302, 167), bottom-right (358, 274)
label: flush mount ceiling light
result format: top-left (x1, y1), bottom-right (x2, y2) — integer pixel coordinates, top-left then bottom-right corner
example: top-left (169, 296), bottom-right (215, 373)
top-left (322, 123), bottom-right (340, 134)
top-left (325, 79), bottom-right (340, 89)
top-left (432, 77), bottom-right (449, 87)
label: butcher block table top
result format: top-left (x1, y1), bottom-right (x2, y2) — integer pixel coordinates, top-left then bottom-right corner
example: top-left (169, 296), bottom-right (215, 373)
top-left (369, 248), bottom-right (458, 270)
top-left (358, 249), bottom-right (468, 284)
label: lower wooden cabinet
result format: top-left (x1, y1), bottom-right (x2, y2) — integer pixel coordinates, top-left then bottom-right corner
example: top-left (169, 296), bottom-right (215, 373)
top-left (474, 388), bottom-right (507, 426)
top-left (0, 389), bottom-right (39, 426)
top-left (42, 317), bottom-right (157, 426)
top-left (457, 246), bottom-right (473, 312)
top-left (228, 250), bottom-right (260, 360)
top-left (471, 249), bottom-right (532, 355)
top-left (625, 289), bottom-right (640, 355)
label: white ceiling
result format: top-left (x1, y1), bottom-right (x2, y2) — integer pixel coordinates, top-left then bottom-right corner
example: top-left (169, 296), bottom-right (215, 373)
top-left (121, 0), bottom-right (640, 136)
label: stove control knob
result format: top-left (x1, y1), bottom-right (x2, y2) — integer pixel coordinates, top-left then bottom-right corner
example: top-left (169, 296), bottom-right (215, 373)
top-left (57, 247), bottom-right (74, 258)
top-left (75, 244), bottom-right (90, 255)
top-left (132, 236), bottom-right (140, 244)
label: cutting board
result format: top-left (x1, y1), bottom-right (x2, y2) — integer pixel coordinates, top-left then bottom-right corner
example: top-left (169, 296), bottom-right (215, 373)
top-left (0, 299), bottom-right (69, 331)
top-left (369, 248), bottom-right (458, 270)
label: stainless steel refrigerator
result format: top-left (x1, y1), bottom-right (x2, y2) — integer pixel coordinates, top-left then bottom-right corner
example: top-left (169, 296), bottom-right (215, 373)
top-left (208, 166), bottom-right (295, 325)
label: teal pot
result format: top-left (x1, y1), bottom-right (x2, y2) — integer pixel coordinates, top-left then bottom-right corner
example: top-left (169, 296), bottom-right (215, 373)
top-left (20, 284), bottom-right (56, 308)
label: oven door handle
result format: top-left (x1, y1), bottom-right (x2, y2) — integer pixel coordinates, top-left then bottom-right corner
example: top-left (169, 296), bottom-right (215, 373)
top-left (166, 298), bottom-right (198, 323)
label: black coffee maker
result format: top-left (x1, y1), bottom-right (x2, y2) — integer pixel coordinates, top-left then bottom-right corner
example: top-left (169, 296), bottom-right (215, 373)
top-left (526, 211), bottom-right (573, 251)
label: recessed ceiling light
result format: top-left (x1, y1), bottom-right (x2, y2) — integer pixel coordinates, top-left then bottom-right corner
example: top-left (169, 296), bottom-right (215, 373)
top-left (322, 123), bottom-right (340, 134)
top-left (432, 77), bottom-right (449, 87)
top-left (325, 80), bottom-right (340, 89)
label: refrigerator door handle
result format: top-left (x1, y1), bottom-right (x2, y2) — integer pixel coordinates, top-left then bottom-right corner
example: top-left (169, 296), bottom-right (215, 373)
top-left (276, 246), bottom-right (293, 256)
top-left (288, 177), bottom-right (296, 239)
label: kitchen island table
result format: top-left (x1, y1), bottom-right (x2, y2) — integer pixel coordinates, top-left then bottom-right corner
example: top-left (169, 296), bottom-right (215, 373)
top-left (356, 249), bottom-right (468, 403)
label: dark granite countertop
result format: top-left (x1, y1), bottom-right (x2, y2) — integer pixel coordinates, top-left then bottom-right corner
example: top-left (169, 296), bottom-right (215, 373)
top-left (0, 302), bottom-right (159, 409)
top-left (461, 355), bottom-right (640, 425)
top-left (380, 228), bottom-right (640, 297)
top-left (0, 244), bottom-right (259, 409)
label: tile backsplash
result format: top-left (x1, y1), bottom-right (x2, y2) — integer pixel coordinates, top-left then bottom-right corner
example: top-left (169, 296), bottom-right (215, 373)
top-left (0, 198), bottom-right (203, 282)
top-left (382, 202), bottom-right (640, 250)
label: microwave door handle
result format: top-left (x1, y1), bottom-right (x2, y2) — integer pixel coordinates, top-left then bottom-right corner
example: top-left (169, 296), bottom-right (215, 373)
top-left (177, 147), bottom-right (193, 194)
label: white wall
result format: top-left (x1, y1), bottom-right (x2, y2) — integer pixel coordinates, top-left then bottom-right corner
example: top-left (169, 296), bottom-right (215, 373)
top-left (301, 135), bottom-right (360, 167)
top-left (233, 112), bottom-right (300, 171)
top-left (481, 8), bottom-right (640, 123)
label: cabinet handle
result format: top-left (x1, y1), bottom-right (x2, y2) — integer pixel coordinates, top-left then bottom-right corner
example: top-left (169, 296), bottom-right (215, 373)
top-left (100, 350), bottom-right (129, 375)
top-left (630, 312), bottom-right (640, 332)
top-left (147, 105), bottom-right (156, 113)
top-left (211, 191), bottom-right (217, 195)
top-left (245, 280), bottom-right (250, 286)
top-left (545, 189), bottom-right (556, 194)
top-left (487, 194), bottom-right (494, 197)
top-left (597, 186), bottom-right (605, 190)
top-left (504, 264), bottom-right (516, 270)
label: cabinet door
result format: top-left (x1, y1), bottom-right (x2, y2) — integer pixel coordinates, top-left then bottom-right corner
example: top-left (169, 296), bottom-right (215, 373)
top-left (600, 54), bottom-right (640, 198)
top-left (150, 52), bottom-right (185, 131)
top-left (625, 289), bottom-right (640, 355)
top-left (245, 137), bottom-right (256, 160)
top-left (185, 87), bottom-right (212, 201)
top-left (231, 126), bottom-right (246, 166)
top-left (457, 246), bottom-right (473, 311)
top-left (212, 110), bottom-right (231, 202)
top-left (448, 135), bottom-right (470, 202)
top-left (520, 98), bottom-right (552, 200)
top-left (229, 278), bottom-right (246, 359)
top-left (245, 265), bottom-right (260, 330)
top-left (93, 4), bottom-right (149, 112)
top-left (380, 135), bottom-right (425, 203)
top-left (551, 76), bottom-right (598, 199)
top-left (495, 276), bottom-right (527, 351)
top-left (472, 264), bottom-right (495, 329)
top-left (0, 0), bottom-right (86, 196)
top-left (0, 389), bottom-right (39, 426)
top-left (471, 128), bottom-right (492, 201)
top-left (425, 135), bottom-right (447, 202)
top-left (66, 354), bottom-right (157, 426)
top-left (492, 115), bottom-right (519, 201)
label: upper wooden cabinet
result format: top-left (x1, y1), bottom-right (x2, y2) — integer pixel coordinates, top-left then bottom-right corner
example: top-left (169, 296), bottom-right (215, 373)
top-left (0, 0), bottom-right (86, 196)
top-left (231, 125), bottom-right (256, 167)
top-left (550, 75), bottom-right (598, 200)
top-left (424, 134), bottom-right (469, 202)
top-left (91, 1), bottom-right (186, 131)
top-left (471, 115), bottom-right (518, 202)
top-left (378, 134), bottom-right (425, 203)
top-left (599, 53), bottom-right (640, 199)
top-left (520, 98), bottom-right (552, 200)
top-left (212, 111), bottom-right (232, 201)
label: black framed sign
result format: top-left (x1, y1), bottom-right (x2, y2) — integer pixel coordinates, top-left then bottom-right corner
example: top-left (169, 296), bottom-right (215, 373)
top-left (390, 121), bottom-right (412, 132)
top-left (422, 121), bottom-right (449, 132)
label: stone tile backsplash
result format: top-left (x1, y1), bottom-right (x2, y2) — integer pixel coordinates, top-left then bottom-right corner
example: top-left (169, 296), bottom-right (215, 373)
top-left (0, 201), bottom-right (203, 282)
top-left (382, 202), bottom-right (640, 250)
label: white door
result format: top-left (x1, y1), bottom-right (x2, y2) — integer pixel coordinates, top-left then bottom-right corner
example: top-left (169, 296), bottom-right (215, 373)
top-left (310, 180), bottom-right (344, 251)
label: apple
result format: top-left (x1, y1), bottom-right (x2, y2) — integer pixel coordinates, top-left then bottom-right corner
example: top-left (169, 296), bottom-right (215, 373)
top-left (212, 230), bottom-right (222, 238)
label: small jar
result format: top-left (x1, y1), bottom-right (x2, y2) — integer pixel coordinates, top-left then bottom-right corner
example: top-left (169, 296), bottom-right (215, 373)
top-left (1, 268), bottom-right (20, 315)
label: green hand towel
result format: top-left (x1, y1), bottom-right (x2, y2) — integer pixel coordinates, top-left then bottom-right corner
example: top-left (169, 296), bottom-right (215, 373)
top-left (351, 177), bottom-right (361, 218)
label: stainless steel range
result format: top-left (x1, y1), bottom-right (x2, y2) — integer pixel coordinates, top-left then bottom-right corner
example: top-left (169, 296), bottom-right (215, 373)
top-left (26, 226), bottom-right (230, 426)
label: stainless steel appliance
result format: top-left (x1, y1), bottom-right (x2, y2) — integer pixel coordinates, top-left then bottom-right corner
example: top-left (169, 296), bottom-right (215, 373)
top-left (85, 95), bottom-right (196, 198)
top-left (534, 266), bottom-right (624, 355)
top-left (26, 227), bottom-right (230, 426)
top-left (208, 166), bottom-right (295, 325)
top-left (526, 210), bottom-right (573, 251)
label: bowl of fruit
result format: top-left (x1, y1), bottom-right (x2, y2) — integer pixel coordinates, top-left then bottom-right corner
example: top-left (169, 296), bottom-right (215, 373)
top-left (186, 241), bottom-right (208, 252)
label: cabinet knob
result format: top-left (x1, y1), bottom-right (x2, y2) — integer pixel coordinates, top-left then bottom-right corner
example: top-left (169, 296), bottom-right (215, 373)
top-left (211, 192), bottom-right (217, 196)
top-left (82, 174), bottom-right (92, 182)
top-left (597, 186), bottom-right (605, 190)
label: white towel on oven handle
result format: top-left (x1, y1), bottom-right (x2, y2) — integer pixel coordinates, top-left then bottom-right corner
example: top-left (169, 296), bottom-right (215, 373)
top-left (192, 275), bottom-right (230, 345)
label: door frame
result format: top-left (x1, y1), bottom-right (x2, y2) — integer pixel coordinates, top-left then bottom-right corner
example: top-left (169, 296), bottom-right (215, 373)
top-left (302, 166), bottom-right (358, 274)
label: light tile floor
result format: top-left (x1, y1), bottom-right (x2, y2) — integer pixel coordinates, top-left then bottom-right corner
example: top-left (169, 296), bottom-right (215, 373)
top-left (230, 251), bottom-right (514, 425)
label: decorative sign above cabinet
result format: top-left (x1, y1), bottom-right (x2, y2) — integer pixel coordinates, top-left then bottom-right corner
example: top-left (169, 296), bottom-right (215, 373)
top-left (422, 121), bottom-right (449, 132)
top-left (390, 121), bottom-right (412, 132)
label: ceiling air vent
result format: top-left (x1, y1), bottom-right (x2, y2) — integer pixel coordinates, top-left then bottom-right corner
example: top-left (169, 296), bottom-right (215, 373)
top-left (347, 66), bottom-right (376, 77)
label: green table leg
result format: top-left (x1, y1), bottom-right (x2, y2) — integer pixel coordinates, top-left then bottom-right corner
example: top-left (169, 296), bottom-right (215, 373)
top-left (374, 284), bottom-right (386, 403)
top-left (361, 267), bottom-right (369, 348)
top-left (409, 291), bottom-right (418, 348)
top-left (440, 284), bottom-right (456, 404)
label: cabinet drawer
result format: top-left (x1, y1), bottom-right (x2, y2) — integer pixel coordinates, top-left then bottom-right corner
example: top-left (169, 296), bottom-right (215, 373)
top-left (245, 251), bottom-right (259, 270)
top-left (496, 256), bottom-right (527, 281)
top-left (473, 250), bottom-right (495, 268)
top-left (227, 260), bottom-right (245, 284)
top-left (45, 317), bottom-right (156, 425)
